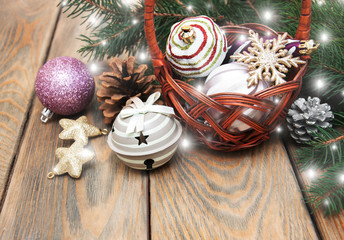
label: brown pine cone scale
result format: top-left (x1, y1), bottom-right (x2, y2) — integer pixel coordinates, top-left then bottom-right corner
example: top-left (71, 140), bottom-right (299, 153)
top-left (97, 57), bottom-right (161, 124)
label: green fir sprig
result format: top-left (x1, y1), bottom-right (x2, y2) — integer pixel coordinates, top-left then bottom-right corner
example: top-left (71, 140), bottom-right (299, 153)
top-left (297, 127), bottom-right (344, 170)
top-left (297, 112), bottom-right (344, 215)
top-left (305, 161), bottom-right (344, 216)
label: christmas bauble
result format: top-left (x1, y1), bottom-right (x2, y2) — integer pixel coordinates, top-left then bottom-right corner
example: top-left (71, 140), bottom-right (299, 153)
top-left (35, 56), bottom-right (95, 119)
top-left (203, 62), bottom-right (269, 132)
top-left (166, 15), bottom-right (227, 78)
top-left (108, 92), bottom-right (182, 170)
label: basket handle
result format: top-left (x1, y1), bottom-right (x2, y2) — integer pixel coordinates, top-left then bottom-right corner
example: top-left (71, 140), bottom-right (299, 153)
top-left (144, 0), bottom-right (164, 66)
top-left (144, 0), bottom-right (311, 62)
top-left (295, 0), bottom-right (311, 40)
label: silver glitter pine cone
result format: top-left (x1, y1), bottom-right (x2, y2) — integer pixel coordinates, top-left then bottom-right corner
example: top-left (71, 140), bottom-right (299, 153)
top-left (286, 97), bottom-right (334, 143)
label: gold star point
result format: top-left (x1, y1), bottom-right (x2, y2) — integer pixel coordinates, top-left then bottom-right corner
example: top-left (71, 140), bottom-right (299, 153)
top-left (59, 116), bottom-right (103, 144)
top-left (53, 141), bottom-right (95, 178)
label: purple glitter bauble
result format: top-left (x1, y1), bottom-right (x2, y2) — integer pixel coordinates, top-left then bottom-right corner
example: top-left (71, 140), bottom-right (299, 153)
top-left (35, 56), bottom-right (95, 115)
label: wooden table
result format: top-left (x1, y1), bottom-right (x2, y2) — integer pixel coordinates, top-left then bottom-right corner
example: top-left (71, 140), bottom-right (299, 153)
top-left (0, 1), bottom-right (343, 239)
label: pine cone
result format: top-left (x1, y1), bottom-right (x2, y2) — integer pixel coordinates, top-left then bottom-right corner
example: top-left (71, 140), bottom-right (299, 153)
top-left (97, 57), bottom-right (161, 124)
top-left (286, 97), bottom-right (334, 143)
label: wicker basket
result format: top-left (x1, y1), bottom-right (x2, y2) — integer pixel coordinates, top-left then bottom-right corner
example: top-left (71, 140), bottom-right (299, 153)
top-left (144, 0), bottom-right (312, 151)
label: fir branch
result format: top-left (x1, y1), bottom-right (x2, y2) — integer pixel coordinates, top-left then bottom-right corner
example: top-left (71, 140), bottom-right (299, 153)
top-left (334, 112), bottom-right (344, 126)
top-left (296, 126), bottom-right (344, 170)
top-left (296, 110), bottom-right (344, 215)
top-left (323, 135), bottom-right (344, 146)
top-left (175, 0), bottom-right (196, 14)
top-left (84, 0), bottom-right (116, 14)
top-left (90, 24), bottom-right (136, 47)
top-left (153, 12), bottom-right (224, 21)
top-left (245, 0), bottom-right (262, 21)
top-left (321, 64), bottom-right (344, 75)
top-left (305, 161), bottom-right (344, 216)
top-left (153, 12), bottom-right (184, 18)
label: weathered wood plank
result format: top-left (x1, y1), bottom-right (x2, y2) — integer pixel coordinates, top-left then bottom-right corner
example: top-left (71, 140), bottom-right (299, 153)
top-left (150, 136), bottom-right (318, 239)
top-left (284, 138), bottom-right (344, 240)
top-left (0, 9), bottom-right (148, 239)
top-left (0, 0), bottom-right (60, 200)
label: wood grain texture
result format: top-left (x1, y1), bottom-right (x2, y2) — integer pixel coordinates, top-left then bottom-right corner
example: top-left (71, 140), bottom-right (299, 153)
top-left (0, 0), bottom-right (60, 199)
top-left (150, 136), bottom-right (318, 240)
top-left (0, 9), bottom-right (148, 240)
top-left (284, 138), bottom-right (344, 240)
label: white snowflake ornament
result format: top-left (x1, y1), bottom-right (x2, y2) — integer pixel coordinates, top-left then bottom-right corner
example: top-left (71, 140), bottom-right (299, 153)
top-left (231, 30), bottom-right (306, 87)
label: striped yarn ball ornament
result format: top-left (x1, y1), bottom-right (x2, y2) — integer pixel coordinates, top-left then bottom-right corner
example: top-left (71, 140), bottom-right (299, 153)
top-left (166, 15), bottom-right (228, 78)
top-left (108, 112), bottom-right (182, 170)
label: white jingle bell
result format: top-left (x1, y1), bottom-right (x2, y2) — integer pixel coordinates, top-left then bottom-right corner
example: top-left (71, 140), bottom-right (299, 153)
top-left (108, 92), bottom-right (182, 170)
top-left (166, 15), bottom-right (228, 78)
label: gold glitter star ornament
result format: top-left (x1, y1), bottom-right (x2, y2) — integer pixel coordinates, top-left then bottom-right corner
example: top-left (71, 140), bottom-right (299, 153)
top-left (48, 115), bottom-right (108, 179)
top-left (48, 141), bottom-right (95, 178)
top-left (59, 116), bottom-right (108, 144)
top-left (231, 30), bottom-right (306, 87)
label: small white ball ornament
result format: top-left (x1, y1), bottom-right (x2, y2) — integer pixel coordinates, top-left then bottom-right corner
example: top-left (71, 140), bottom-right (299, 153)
top-left (166, 15), bottom-right (228, 78)
top-left (203, 62), bottom-right (270, 132)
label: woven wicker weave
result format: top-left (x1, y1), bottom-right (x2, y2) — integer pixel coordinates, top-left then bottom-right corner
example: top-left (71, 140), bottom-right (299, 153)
top-left (144, 0), bottom-right (312, 151)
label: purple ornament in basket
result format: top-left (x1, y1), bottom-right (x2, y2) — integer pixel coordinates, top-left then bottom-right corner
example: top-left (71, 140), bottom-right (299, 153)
top-left (35, 56), bottom-right (95, 122)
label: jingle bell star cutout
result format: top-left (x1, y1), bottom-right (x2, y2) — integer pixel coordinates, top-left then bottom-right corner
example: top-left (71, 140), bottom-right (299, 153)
top-left (135, 132), bottom-right (149, 145)
top-left (48, 141), bottom-right (95, 179)
top-left (59, 116), bottom-right (107, 144)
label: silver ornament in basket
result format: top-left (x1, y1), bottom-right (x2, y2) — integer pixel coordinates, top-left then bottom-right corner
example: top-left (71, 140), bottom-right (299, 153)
top-left (108, 92), bottom-right (182, 170)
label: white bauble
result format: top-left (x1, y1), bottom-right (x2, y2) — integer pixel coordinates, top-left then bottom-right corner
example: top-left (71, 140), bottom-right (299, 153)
top-left (204, 62), bottom-right (270, 132)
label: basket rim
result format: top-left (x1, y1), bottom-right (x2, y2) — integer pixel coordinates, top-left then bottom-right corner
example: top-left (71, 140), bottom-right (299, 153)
top-left (143, 0), bottom-right (312, 151)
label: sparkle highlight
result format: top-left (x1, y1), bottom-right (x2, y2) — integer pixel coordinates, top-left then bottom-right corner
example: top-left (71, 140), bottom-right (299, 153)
top-left (182, 138), bottom-right (190, 148)
top-left (263, 10), bottom-right (273, 21)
